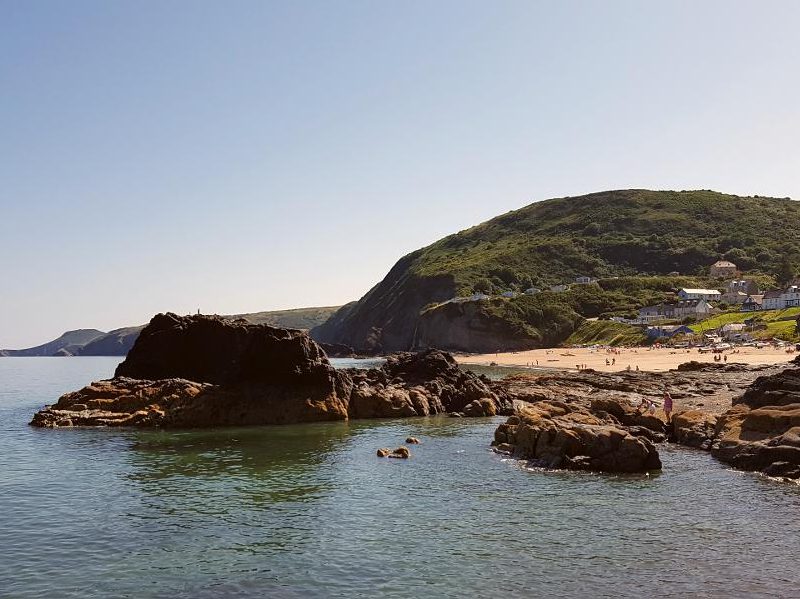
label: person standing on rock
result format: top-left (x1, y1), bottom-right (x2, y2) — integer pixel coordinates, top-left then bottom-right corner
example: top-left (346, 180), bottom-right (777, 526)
top-left (663, 392), bottom-right (673, 423)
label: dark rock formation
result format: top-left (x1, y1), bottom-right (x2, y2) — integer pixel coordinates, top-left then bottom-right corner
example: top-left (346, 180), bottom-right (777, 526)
top-left (115, 313), bottom-right (335, 385)
top-left (494, 401), bottom-right (662, 473)
top-left (31, 315), bottom-right (503, 428)
top-left (346, 350), bottom-right (506, 419)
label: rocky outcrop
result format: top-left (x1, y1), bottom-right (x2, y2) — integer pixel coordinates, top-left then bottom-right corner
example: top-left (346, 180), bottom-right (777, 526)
top-left (487, 362), bottom-right (789, 474)
top-left (711, 366), bottom-right (800, 478)
top-left (671, 410), bottom-right (717, 449)
top-left (115, 313), bottom-right (336, 385)
top-left (346, 350), bottom-right (507, 419)
top-left (31, 314), bottom-right (503, 428)
top-left (494, 401), bottom-right (662, 473)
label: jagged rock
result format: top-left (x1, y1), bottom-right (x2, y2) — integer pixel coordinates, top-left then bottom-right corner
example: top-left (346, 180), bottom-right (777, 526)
top-left (115, 312), bottom-right (336, 385)
top-left (494, 401), bottom-right (661, 473)
top-left (377, 448), bottom-right (391, 457)
top-left (405, 437), bottom-right (421, 444)
top-left (346, 350), bottom-right (507, 419)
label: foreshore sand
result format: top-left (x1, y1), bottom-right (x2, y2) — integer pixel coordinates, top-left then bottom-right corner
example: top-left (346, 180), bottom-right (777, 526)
top-left (456, 345), bottom-right (798, 373)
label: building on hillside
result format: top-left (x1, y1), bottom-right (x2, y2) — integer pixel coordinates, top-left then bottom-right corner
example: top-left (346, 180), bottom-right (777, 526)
top-left (470, 292), bottom-right (490, 301)
top-left (710, 260), bottom-right (737, 277)
top-left (550, 284), bottom-right (569, 292)
top-left (646, 325), bottom-right (694, 340)
top-left (524, 287), bottom-right (541, 295)
top-left (741, 295), bottom-right (764, 311)
top-left (575, 276), bottom-right (596, 284)
top-left (728, 279), bottom-right (759, 295)
top-left (678, 288), bottom-right (722, 301)
top-left (501, 290), bottom-right (518, 298)
top-left (673, 299), bottom-right (715, 318)
top-left (762, 289), bottom-right (784, 310)
top-left (721, 291), bottom-right (748, 305)
top-left (721, 323), bottom-right (749, 341)
top-left (639, 299), bottom-right (714, 322)
top-left (638, 304), bottom-right (673, 322)
top-left (784, 285), bottom-right (800, 307)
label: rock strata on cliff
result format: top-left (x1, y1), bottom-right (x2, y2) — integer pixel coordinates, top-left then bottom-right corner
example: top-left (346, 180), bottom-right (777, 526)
top-left (31, 314), bottom-right (503, 428)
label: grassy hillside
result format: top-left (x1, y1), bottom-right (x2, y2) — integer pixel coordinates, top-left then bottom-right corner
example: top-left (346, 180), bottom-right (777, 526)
top-left (691, 307), bottom-right (800, 341)
top-left (229, 306), bottom-right (341, 330)
top-left (565, 320), bottom-right (648, 347)
top-left (313, 190), bottom-right (800, 353)
top-left (412, 190), bottom-right (799, 294)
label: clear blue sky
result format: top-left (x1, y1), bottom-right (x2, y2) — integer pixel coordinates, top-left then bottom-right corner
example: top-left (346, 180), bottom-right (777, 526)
top-left (2, 0), bottom-right (799, 348)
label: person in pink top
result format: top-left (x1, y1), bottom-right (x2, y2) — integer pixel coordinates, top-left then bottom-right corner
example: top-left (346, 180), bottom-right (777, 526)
top-left (663, 392), bottom-right (674, 423)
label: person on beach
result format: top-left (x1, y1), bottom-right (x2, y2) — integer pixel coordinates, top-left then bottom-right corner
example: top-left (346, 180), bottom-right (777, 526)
top-left (663, 392), bottom-right (673, 422)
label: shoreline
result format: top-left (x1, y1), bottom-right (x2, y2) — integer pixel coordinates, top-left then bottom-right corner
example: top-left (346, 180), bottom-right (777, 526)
top-left (455, 345), bottom-right (797, 373)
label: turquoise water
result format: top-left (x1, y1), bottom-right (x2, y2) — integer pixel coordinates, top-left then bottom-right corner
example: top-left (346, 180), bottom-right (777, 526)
top-left (2, 357), bottom-right (800, 598)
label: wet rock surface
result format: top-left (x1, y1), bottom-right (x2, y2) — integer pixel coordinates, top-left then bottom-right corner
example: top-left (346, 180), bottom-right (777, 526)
top-left (31, 315), bottom-right (504, 428)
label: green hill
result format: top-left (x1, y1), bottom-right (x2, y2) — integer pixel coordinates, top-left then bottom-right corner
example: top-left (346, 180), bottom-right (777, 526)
top-left (228, 306), bottom-right (341, 330)
top-left (312, 189), bottom-right (800, 353)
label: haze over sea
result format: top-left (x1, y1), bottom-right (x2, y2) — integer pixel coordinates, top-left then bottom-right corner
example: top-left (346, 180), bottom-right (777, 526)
top-left (2, 357), bottom-right (799, 598)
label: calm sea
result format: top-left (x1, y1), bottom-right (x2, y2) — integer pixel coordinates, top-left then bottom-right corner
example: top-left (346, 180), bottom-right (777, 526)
top-left (1, 357), bottom-right (799, 598)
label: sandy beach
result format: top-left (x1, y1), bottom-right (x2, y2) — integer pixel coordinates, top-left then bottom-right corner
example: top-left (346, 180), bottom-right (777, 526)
top-left (456, 345), bottom-right (798, 373)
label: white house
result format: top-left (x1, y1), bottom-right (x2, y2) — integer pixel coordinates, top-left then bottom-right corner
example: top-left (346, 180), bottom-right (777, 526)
top-left (524, 287), bottom-right (541, 295)
top-left (673, 299), bottom-right (714, 318)
top-left (762, 290), bottom-right (784, 310)
top-left (550, 284), bottom-right (569, 292)
top-left (501, 291), bottom-right (518, 298)
top-left (575, 276), bottom-right (596, 284)
top-left (470, 292), bottom-right (490, 301)
top-left (783, 285), bottom-right (800, 307)
top-left (678, 288), bottom-right (722, 301)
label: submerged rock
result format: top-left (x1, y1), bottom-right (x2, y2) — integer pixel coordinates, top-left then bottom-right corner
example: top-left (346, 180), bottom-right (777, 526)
top-left (389, 446), bottom-right (410, 459)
